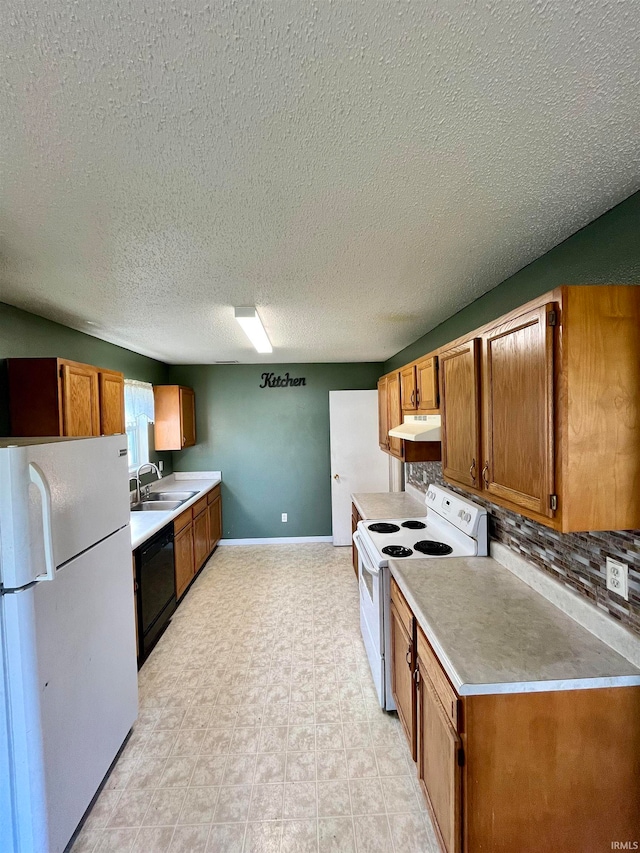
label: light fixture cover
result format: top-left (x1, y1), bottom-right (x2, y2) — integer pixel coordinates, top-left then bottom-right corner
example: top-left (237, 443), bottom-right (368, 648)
top-left (234, 307), bottom-right (272, 353)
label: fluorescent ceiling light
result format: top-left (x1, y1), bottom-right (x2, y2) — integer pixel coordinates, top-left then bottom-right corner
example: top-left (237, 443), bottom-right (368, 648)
top-left (234, 307), bottom-right (273, 353)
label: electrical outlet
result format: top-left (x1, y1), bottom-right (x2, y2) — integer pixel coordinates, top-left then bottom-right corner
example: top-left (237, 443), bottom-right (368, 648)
top-left (158, 460), bottom-right (164, 473)
top-left (606, 557), bottom-right (629, 600)
top-left (281, 513), bottom-right (288, 523)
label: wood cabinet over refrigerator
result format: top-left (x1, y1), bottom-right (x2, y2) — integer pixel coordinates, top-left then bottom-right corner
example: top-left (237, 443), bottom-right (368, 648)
top-left (153, 385), bottom-right (196, 450)
top-left (438, 285), bottom-right (640, 532)
top-left (7, 357), bottom-right (125, 437)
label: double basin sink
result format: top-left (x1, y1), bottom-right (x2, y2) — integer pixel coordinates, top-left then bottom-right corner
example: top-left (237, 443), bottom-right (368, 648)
top-left (130, 491), bottom-right (198, 513)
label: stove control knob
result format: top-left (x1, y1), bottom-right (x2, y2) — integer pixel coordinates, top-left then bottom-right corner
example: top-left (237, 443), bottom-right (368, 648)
top-left (464, 512), bottom-right (471, 524)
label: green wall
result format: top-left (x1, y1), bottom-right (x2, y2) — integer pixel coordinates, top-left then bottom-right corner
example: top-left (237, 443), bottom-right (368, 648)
top-left (385, 192), bottom-right (640, 371)
top-left (167, 363), bottom-right (382, 540)
top-left (0, 301), bottom-right (173, 475)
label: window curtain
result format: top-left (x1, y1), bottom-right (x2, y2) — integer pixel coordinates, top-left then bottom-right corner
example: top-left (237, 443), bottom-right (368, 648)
top-left (124, 380), bottom-right (154, 468)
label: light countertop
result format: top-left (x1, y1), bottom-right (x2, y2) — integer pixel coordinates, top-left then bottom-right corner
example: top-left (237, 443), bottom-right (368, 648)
top-left (130, 472), bottom-right (221, 550)
top-left (351, 491), bottom-right (426, 521)
top-left (390, 557), bottom-right (640, 696)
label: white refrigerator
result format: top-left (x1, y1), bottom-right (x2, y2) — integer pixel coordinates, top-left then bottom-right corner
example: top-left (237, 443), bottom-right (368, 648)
top-left (0, 435), bottom-right (139, 853)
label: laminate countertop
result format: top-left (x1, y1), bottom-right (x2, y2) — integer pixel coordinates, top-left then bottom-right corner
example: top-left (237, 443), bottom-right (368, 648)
top-left (130, 472), bottom-right (221, 550)
top-left (389, 557), bottom-right (640, 696)
top-left (351, 491), bottom-right (426, 521)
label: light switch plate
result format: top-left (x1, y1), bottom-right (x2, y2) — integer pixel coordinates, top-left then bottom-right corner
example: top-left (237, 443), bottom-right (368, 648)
top-left (281, 513), bottom-right (288, 523)
top-left (606, 557), bottom-right (628, 600)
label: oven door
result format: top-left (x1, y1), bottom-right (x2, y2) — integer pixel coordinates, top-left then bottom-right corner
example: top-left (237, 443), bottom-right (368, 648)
top-left (353, 530), bottom-right (386, 708)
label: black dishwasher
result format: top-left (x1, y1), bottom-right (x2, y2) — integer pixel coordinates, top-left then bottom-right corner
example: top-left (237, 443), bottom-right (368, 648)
top-left (135, 523), bottom-right (176, 664)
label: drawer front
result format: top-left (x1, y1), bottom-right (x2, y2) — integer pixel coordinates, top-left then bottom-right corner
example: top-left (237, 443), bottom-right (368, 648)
top-left (174, 508), bottom-right (192, 534)
top-left (192, 496), bottom-right (208, 518)
top-left (390, 577), bottom-right (414, 637)
top-left (207, 484), bottom-right (221, 505)
top-left (417, 627), bottom-right (460, 730)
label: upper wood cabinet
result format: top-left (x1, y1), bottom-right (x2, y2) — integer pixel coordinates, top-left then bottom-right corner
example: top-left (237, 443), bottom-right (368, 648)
top-left (439, 340), bottom-right (482, 489)
top-left (153, 385), bottom-right (196, 450)
top-left (98, 370), bottom-right (126, 436)
top-left (482, 303), bottom-right (555, 518)
top-left (8, 357), bottom-right (125, 437)
top-left (438, 286), bottom-right (640, 532)
top-left (400, 365), bottom-right (418, 413)
top-left (377, 376), bottom-right (389, 451)
top-left (387, 372), bottom-right (404, 460)
top-left (378, 369), bottom-right (442, 464)
top-left (416, 355), bottom-right (439, 411)
top-left (401, 356), bottom-right (439, 414)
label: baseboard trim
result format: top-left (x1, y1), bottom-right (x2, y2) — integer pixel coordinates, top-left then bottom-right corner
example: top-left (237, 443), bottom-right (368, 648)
top-left (219, 536), bottom-right (334, 546)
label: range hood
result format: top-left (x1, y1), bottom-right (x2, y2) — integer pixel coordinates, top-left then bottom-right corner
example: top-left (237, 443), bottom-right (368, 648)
top-left (388, 414), bottom-right (441, 442)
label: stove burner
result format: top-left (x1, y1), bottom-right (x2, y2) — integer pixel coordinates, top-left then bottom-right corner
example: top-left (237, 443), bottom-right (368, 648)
top-left (381, 545), bottom-right (413, 558)
top-left (401, 520), bottom-right (427, 530)
top-left (368, 523), bottom-right (401, 534)
top-left (413, 540), bottom-right (453, 556)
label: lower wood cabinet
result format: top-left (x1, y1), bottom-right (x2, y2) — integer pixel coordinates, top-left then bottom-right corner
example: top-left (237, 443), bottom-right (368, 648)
top-left (174, 511), bottom-right (195, 600)
top-left (351, 503), bottom-right (362, 577)
top-left (389, 580), bottom-right (416, 759)
top-left (207, 485), bottom-right (222, 551)
top-left (390, 578), bottom-right (640, 853)
top-left (173, 485), bottom-right (222, 602)
top-left (193, 497), bottom-right (210, 571)
top-left (416, 628), bottom-right (461, 853)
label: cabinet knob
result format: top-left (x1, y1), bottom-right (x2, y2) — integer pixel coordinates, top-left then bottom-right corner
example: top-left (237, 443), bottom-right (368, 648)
top-left (333, 474), bottom-right (340, 480)
top-left (182, 435), bottom-right (186, 445)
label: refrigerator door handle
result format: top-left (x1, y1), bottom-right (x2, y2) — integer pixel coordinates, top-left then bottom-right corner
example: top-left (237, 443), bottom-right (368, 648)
top-left (29, 462), bottom-right (56, 581)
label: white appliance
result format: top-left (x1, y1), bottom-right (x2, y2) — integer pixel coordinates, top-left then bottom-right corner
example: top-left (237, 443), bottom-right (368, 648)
top-left (0, 436), bottom-right (138, 853)
top-left (352, 484), bottom-right (487, 710)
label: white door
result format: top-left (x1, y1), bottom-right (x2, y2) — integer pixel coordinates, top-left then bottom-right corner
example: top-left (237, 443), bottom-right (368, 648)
top-left (329, 390), bottom-right (389, 546)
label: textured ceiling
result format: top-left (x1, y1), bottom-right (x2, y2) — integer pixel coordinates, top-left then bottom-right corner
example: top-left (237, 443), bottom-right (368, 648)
top-left (1, 1), bottom-right (639, 364)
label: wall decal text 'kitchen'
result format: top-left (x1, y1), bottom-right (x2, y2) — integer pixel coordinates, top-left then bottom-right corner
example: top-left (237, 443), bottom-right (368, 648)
top-left (260, 372), bottom-right (307, 388)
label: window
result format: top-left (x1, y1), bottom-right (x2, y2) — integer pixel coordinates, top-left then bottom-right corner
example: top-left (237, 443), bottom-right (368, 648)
top-left (124, 380), bottom-right (155, 472)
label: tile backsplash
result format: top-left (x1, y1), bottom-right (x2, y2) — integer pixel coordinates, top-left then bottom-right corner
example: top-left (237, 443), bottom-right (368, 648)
top-left (407, 462), bottom-right (640, 638)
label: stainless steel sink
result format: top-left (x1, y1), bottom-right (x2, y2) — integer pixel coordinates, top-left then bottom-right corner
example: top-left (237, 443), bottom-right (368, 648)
top-left (131, 500), bottom-right (184, 512)
top-left (144, 491), bottom-right (198, 502)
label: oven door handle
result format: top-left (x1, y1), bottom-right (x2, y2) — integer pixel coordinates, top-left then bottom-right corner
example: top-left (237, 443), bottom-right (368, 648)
top-left (353, 531), bottom-right (380, 576)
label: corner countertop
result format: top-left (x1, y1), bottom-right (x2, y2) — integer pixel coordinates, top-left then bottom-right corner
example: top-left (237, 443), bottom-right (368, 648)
top-left (389, 557), bottom-right (640, 696)
top-left (351, 491), bottom-right (425, 521)
top-left (130, 472), bottom-right (221, 550)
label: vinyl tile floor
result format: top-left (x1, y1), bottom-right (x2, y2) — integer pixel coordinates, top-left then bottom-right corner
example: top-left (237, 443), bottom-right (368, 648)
top-left (70, 544), bottom-right (440, 853)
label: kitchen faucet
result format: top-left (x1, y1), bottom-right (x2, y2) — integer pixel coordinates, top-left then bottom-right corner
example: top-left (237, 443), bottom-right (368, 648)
top-left (134, 462), bottom-right (162, 503)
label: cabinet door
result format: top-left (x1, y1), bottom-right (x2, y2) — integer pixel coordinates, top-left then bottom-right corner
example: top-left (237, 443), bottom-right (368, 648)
top-left (482, 304), bottom-right (555, 517)
top-left (400, 365), bottom-right (418, 412)
top-left (193, 508), bottom-right (210, 571)
top-left (99, 371), bottom-right (125, 435)
top-left (60, 362), bottom-right (101, 436)
top-left (390, 602), bottom-right (416, 759)
top-left (208, 496), bottom-right (222, 552)
top-left (180, 387), bottom-right (196, 448)
top-left (377, 377), bottom-right (389, 451)
top-left (351, 503), bottom-right (362, 577)
top-left (174, 523), bottom-right (194, 600)
top-left (417, 356), bottom-right (439, 411)
top-left (387, 372), bottom-right (404, 460)
top-left (440, 340), bottom-right (481, 488)
top-left (417, 665), bottom-right (462, 853)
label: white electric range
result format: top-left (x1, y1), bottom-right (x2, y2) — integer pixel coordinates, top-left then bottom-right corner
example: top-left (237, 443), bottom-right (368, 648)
top-left (353, 484), bottom-right (488, 710)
